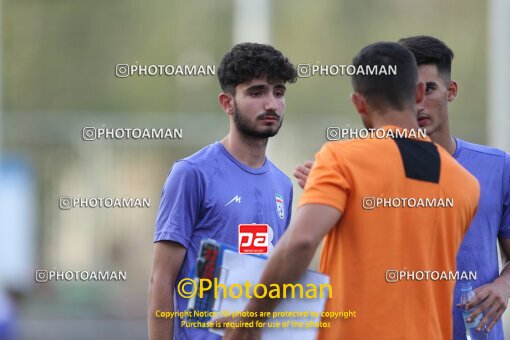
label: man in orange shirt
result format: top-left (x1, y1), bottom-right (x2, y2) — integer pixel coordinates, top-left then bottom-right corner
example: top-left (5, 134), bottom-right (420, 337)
top-left (221, 41), bottom-right (480, 339)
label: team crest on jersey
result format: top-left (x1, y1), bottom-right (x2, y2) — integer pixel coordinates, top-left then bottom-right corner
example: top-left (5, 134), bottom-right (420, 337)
top-left (275, 194), bottom-right (285, 220)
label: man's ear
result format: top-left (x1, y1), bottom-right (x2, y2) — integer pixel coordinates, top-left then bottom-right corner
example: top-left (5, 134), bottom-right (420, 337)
top-left (219, 92), bottom-right (234, 115)
top-left (447, 80), bottom-right (458, 102)
top-left (351, 92), bottom-right (367, 115)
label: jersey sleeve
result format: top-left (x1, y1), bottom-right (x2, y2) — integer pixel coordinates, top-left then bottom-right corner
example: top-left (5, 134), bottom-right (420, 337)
top-left (154, 160), bottom-right (203, 247)
top-left (499, 152), bottom-right (510, 238)
top-left (298, 143), bottom-right (351, 213)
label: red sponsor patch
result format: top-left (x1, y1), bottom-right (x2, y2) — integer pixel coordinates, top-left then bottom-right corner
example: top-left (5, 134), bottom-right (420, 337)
top-left (238, 224), bottom-right (269, 254)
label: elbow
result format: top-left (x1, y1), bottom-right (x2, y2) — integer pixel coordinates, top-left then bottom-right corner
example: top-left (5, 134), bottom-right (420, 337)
top-left (147, 274), bottom-right (157, 302)
top-left (286, 231), bottom-right (318, 255)
top-left (148, 272), bottom-right (174, 299)
top-left (148, 273), bottom-right (159, 292)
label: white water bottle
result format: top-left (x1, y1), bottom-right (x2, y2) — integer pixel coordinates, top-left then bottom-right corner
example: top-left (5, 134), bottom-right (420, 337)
top-left (459, 282), bottom-right (488, 340)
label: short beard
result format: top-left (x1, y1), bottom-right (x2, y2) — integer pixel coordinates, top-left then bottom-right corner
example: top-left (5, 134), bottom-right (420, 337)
top-left (233, 104), bottom-right (283, 139)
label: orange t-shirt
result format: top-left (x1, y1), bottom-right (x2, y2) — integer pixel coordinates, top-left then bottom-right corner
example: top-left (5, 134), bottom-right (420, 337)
top-left (299, 126), bottom-right (479, 340)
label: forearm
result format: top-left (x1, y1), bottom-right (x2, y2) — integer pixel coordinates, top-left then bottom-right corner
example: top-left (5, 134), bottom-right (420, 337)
top-left (244, 229), bottom-right (319, 319)
top-left (494, 259), bottom-right (510, 292)
top-left (148, 280), bottom-right (174, 340)
top-left (495, 238), bottom-right (510, 294)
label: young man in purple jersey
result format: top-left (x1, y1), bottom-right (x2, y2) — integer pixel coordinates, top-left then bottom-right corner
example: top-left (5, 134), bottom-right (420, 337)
top-left (399, 36), bottom-right (510, 339)
top-left (147, 43), bottom-right (297, 340)
top-left (294, 35), bottom-right (510, 339)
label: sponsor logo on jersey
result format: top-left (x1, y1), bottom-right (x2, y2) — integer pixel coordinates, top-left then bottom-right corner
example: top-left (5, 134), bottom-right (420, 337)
top-left (275, 194), bottom-right (285, 220)
top-left (238, 224), bottom-right (269, 254)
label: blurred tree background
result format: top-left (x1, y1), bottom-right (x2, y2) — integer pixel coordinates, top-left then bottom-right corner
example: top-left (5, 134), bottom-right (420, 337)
top-left (4, 0), bottom-right (486, 137)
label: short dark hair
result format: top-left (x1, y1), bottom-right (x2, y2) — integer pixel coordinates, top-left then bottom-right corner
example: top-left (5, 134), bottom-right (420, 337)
top-left (398, 35), bottom-right (454, 80)
top-left (351, 41), bottom-right (418, 111)
top-left (218, 42), bottom-right (297, 94)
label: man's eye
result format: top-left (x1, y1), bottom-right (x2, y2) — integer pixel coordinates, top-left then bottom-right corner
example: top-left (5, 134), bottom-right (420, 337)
top-left (250, 92), bottom-right (262, 97)
top-left (274, 91), bottom-right (284, 97)
top-left (425, 86), bottom-right (433, 94)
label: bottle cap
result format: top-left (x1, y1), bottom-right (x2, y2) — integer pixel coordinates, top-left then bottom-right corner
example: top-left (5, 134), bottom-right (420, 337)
top-left (460, 282), bottom-right (472, 291)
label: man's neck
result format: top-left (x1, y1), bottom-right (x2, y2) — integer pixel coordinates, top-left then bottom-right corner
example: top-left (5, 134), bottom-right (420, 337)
top-left (370, 109), bottom-right (421, 131)
top-left (221, 131), bottom-right (268, 168)
top-left (429, 128), bottom-right (457, 155)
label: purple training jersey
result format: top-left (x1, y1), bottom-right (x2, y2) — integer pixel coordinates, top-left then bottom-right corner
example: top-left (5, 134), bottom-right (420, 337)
top-left (154, 141), bottom-right (293, 340)
top-left (452, 137), bottom-right (510, 340)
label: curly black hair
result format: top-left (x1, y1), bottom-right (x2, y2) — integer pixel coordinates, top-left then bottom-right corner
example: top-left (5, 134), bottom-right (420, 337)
top-left (218, 42), bottom-right (297, 94)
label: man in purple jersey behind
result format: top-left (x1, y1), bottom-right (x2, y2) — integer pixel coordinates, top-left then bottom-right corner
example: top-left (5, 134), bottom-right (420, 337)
top-left (147, 43), bottom-right (297, 340)
top-left (399, 36), bottom-right (510, 340)
top-left (294, 35), bottom-right (510, 340)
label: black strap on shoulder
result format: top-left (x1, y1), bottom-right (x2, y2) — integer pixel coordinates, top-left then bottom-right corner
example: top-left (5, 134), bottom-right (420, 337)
top-left (392, 138), bottom-right (440, 183)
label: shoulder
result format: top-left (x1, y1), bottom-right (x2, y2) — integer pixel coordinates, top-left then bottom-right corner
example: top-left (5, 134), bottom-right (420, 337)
top-left (438, 145), bottom-right (480, 190)
top-left (168, 143), bottom-right (226, 176)
top-left (455, 138), bottom-right (510, 186)
top-left (456, 138), bottom-right (508, 160)
top-left (316, 138), bottom-right (398, 163)
top-left (164, 143), bottom-right (223, 184)
top-left (316, 140), bottom-right (357, 157)
top-left (179, 143), bottom-right (224, 167)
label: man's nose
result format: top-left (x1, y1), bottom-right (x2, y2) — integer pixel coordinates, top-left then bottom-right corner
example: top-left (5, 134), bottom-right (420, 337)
top-left (416, 100), bottom-right (425, 114)
top-left (264, 93), bottom-right (278, 112)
